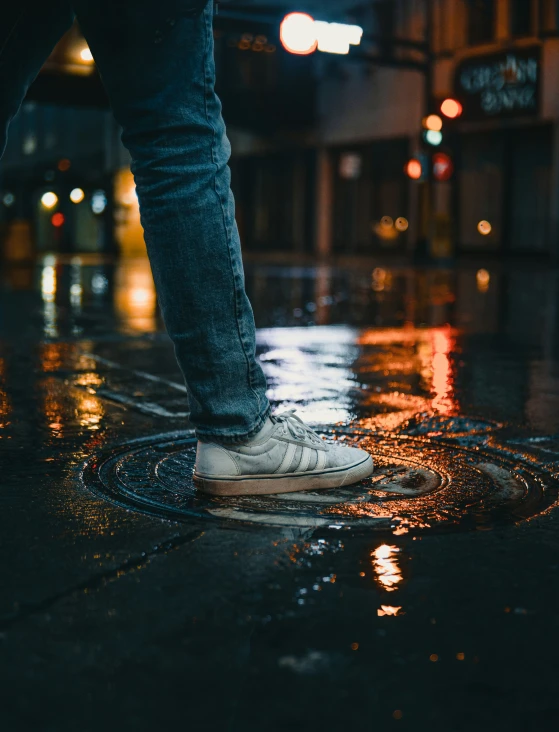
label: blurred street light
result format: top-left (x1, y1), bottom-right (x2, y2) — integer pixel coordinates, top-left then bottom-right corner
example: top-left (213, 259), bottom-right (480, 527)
top-left (424, 129), bottom-right (442, 146)
top-left (440, 98), bottom-right (463, 119)
top-left (314, 21), bottom-right (363, 55)
top-left (41, 192), bottom-right (58, 209)
top-left (423, 114), bottom-right (443, 131)
top-left (405, 158), bottom-right (423, 180)
top-left (70, 187), bottom-right (85, 204)
top-left (280, 13), bottom-right (363, 56)
top-left (395, 217), bottom-right (409, 232)
top-left (80, 47), bottom-right (94, 63)
top-left (51, 212), bottom-right (65, 227)
top-left (477, 268), bottom-right (491, 292)
top-left (280, 13), bottom-right (317, 55)
top-left (91, 190), bottom-right (107, 214)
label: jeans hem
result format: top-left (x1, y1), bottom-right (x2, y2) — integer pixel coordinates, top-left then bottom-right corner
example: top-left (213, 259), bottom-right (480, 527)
top-left (195, 403), bottom-right (272, 445)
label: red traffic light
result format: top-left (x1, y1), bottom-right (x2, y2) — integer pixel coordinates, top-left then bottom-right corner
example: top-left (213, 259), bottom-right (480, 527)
top-left (51, 212), bottom-right (65, 227)
top-left (432, 152), bottom-right (453, 182)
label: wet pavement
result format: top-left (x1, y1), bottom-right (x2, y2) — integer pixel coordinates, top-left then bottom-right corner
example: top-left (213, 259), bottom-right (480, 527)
top-left (2, 255), bottom-right (559, 730)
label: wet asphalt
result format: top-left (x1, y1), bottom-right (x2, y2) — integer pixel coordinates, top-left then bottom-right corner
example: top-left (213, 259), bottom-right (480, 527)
top-left (1, 256), bottom-right (559, 731)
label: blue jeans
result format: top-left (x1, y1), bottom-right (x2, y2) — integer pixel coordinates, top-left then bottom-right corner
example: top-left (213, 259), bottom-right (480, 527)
top-left (0, 0), bottom-right (271, 442)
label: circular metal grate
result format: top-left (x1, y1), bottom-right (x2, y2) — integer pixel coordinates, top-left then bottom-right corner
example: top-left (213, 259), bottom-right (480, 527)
top-left (81, 422), bottom-right (559, 534)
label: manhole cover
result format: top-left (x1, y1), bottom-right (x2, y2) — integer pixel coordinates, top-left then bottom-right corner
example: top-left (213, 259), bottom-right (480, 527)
top-left (82, 428), bottom-right (559, 533)
top-left (400, 415), bottom-right (500, 437)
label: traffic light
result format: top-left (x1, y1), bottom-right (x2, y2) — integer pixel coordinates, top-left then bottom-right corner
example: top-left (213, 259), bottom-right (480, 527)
top-left (432, 152), bottom-right (453, 182)
top-left (422, 114), bottom-right (443, 146)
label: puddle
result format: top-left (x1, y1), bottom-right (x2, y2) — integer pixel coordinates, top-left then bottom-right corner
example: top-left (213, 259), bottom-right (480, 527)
top-left (82, 420), bottom-right (559, 534)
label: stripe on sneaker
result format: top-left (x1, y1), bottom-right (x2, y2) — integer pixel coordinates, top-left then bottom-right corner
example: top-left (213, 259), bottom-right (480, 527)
top-left (276, 442), bottom-right (298, 474)
top-left (316, 450), bottom-right (327, 471)
top-left (299, 446), bottom-right (313, 473)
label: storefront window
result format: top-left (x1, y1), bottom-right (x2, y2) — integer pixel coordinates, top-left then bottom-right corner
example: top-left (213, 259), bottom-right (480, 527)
top-left (458, 132), bottom-right (503, 249)
top-left (458, 127), bottom-right (552, 253)
top-left (509, 128), bottom-right (551, 252)
top-left (332, 140), bottom-right (409, 255)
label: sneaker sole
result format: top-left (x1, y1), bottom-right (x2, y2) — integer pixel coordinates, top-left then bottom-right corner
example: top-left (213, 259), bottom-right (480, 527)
top-left (193, 454), bottom-right (374, 496)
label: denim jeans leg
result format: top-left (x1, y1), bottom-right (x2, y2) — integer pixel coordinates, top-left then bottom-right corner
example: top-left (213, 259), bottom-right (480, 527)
top-left (74, 0), bottom-right (271, 442)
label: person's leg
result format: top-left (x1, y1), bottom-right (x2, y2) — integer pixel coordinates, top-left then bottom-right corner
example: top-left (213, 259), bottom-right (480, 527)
top-left (73, 0), bottom-right (270, 442)
top-left (0, 3), bottom-right (74, 157)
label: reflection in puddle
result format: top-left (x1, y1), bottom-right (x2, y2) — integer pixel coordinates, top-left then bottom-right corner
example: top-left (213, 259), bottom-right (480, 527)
top-left (372, 544), bottom-right (405, 617)
top-left (41, 258), bottom-right (58, 338)
top-left (0, 357), bottom-right (11, 431)
top-left (378, 605), bottom-right (404, 617)
top-left (114, 258), bottom-right (157, 333)
top-left (372, 544), bottom-right (403, 592)
top-left (430, 327), bottom-right (457, 415)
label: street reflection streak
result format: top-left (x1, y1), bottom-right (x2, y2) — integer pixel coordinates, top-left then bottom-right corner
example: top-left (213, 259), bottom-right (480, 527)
top-left (430, 327), bottom-right (456, 415)
top-left (41, 262), bottom-right (58, 338)
top-left (372, 544), bottom-right (403, 592)
top-left (0, 358), bottom-right (11, 430)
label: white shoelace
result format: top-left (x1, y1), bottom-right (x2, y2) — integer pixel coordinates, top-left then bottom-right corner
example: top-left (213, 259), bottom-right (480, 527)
top-left (271, 410), bottom-right (324, 446)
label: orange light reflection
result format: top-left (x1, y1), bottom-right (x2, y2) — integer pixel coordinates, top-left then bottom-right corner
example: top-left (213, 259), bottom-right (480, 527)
top-left (372, 544), bottom-right (403, 592)
top-left (430, 327), bottom-right (457, 415)
top-left (0, 357), bottom-right (11, 431)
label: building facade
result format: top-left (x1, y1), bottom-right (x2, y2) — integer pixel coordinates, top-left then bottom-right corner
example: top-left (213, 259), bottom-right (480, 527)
top-left (3, 0), bottom-right (559, 261)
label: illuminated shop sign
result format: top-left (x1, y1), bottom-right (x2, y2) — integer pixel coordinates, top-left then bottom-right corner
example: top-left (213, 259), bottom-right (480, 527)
top-left (455, 47), bottom-right (540, 121)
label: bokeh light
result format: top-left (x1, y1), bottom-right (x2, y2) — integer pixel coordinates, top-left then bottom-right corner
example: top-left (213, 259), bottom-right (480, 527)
top-left (395, 217), bottom-right (409, 232)
top-left (280, 13), bottom-right (318, 55)
top-left (41, 192), bottom-right (58, 209)
top-left (477, 220), bottom-right (492, 235)
top-left (476, 268), bottom-right (490, 292)
top-left (70, 188), bottom-right (85, 204)
top-left (441, 98), bottom-right (463, 118)
top-left (423, 114), bottom-right (443, 131)
top-left (405, 159), bottom-right (422, 180)
top-left (425, 130), bottom-right (443, 146)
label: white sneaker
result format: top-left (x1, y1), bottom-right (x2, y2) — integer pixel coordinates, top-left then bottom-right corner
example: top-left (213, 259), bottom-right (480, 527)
top-left (194, 410), bottom-right (374, 496)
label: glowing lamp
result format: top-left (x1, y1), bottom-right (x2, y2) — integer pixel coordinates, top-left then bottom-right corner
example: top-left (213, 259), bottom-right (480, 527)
top-left (404, 159), bottom-right (423, 180)
top-left (41, 192), bottom-right (58, 209)
top-left (441, 98), bottom-right (463, 119)
top-left (423, 114), bottom-right (443, 132)
top-left (70, 188), bottom-right (85, 204)
top-left (51, 213), bottom-right (65, 227)
top-left (280, 13), bottom-right (317, 55)
top-left (424, 129), bottom-right (442, 146)
top-left (314, 21), bottom-right (363, 55)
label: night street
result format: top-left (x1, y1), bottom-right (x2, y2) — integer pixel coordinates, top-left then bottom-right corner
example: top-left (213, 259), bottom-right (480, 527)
top-left (3, 0), bottom-right (559, 728)
top-left (2, 257), bottom-right (559, 730)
